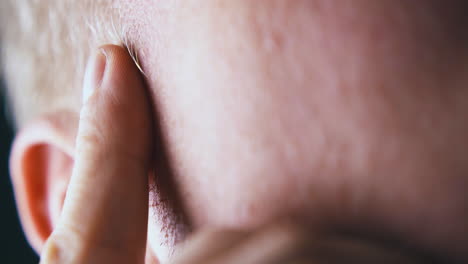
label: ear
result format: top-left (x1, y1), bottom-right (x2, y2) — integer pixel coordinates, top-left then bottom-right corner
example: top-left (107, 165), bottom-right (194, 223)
top-left (9, 110), bottom-right (79, 254)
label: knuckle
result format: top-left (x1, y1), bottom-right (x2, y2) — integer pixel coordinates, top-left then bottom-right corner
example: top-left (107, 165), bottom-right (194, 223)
top-left (40, 233), bottom-right (77, 263)
top-left (40, 225), bottom-right (88, 264)
top-left (40, 237), bottom-right (62, 264)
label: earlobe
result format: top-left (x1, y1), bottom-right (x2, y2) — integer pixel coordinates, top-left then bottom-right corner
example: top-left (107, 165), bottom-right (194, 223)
top-left (9, 110), bottom-right (78, 254)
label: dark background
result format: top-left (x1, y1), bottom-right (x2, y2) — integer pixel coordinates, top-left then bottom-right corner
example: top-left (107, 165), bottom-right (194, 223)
top-left (0, 78), bottom-right (39, 263)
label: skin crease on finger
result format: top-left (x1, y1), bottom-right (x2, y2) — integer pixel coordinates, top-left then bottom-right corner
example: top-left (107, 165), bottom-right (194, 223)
top-left (112, 0), bottom-right (468, 262)
top-left (85, 0), bottom-right (468, 262)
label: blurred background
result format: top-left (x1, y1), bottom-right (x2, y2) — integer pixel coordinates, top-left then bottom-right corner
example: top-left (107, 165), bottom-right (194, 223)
top-left (0, 78), bottom-right (39, 263)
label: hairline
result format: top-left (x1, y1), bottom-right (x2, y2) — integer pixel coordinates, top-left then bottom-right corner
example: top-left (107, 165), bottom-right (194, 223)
top-left (0, 0), bottom-right (126, 129)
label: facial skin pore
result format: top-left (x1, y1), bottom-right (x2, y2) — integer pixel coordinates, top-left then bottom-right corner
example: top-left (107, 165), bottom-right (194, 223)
top-left (3, 0), bottom-right (468, 263)
top-left (112, 0), bottom-right (468, 262)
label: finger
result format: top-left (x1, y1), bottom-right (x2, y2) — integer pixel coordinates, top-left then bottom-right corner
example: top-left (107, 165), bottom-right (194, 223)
top-left (198, 223), bottom-right (425, 264)
top-left (204, 223), bottom-right (311, 264)
top-left (172, 229), bottom-right (250, 264)
top-left (307, 236), bottom-right (425, 264)
top-left (40, 45), bottom-right (154, 264)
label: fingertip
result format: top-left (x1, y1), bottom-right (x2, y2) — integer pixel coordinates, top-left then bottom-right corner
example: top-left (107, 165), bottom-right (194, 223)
top-left (94, 45), bottom-right (151, 118)
top-left (99, 44), bottom-right (141, 82)
top-left (82, 44), bottom-right (153, 146)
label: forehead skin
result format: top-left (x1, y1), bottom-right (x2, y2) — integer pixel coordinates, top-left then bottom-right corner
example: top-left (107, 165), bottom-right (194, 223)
top-left (111, 0), bottom-right (468, 262)
top-left (110, 0), bottom-right (468, 262)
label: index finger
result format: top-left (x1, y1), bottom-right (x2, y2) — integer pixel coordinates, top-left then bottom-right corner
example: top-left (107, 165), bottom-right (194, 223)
top-left (40, 45), bottom-right (154, 264)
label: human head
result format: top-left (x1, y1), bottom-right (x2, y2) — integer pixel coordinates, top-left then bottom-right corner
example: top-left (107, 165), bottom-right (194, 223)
top-left (2, 0), bottom-right (468, 262)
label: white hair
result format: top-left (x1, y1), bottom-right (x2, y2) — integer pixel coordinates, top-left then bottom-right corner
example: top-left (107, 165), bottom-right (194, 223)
top-left (0, 0), bottom-right (128, 128)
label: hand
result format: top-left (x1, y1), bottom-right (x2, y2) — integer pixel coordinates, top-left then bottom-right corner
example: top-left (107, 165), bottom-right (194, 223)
top-left (40, 45), bottom-right (154, 263)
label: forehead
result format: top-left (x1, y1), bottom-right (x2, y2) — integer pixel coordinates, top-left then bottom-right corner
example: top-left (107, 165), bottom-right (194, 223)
top-left (116, 0), bottom-right (468, 261)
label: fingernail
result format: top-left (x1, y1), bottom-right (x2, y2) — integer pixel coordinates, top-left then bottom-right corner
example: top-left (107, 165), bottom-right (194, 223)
top-left (83, 49), bottom-right (107, 104)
